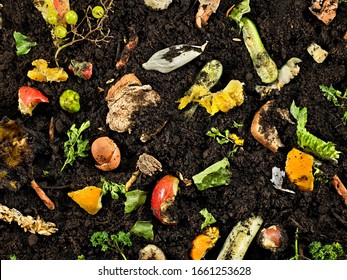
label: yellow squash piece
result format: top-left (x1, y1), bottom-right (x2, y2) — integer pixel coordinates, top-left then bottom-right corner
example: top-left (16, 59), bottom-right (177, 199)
top-left (285, 148), bottom-right (314, 192)
top-left (190, 227), bottom-right (219, 260)
top-left (27, 59), bottom-right (68, 82)
top-left (68, 186), bottom-right (103, 215)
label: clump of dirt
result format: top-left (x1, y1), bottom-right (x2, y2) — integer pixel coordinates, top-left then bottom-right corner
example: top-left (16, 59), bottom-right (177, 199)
top-left (0, 0), bottom-right (346, 260)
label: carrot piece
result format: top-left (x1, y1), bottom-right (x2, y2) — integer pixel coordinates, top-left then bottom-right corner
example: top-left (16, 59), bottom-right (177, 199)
top-left (53, 0), bottom-right (70, 22)
top-left (30, 180), bottom-right (55, 210)
top-left (332, 175), bottom-right (347, 205)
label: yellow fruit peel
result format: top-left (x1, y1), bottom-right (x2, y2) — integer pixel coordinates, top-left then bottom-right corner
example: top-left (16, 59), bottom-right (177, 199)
top-left (27, 59), bottom-right (68, 82)
top-left (285, 148), bottom-right (314, 192)
top-left (68, 186), bottom-right (103, 215)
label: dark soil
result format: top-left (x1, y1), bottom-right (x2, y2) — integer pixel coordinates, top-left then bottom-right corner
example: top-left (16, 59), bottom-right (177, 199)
top-left (0, 0), bottom-right (346, 260)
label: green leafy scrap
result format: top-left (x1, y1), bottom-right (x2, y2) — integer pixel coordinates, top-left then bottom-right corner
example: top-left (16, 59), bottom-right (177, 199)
top-left (61, 121), bottom-right (90, 172)
top-left (309, 241), bottom-right (345, 260)
top-left (90, 230), bottom-right (132, 260)
top-left (124, 189), bottom-right (147, 213)
top-left (320, 84), bottom-right (347, 125)
top-left (130, 221), bottom-right (154, 241)
top-left (206, 127), bottom-right (234, 145)
top-left (290, 101), bottom-right (340, 163)
top-left (100, 178), bottom-right (125, 200)
top-left (13, 31), bottom-right (37, 56)
top-left (199, 208), bottom-right (217, 230)
top-left (192, 158), bottom-right (232, 191)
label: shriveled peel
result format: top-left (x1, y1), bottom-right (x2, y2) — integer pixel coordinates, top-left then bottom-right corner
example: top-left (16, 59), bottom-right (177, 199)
top-left (68, 186), bottom-right (103, 215)
top-left (27, 59), bottom-right (68, 82)
top-left (190, 227), bottom-right (219, 260)
top-left (195, 0), bottom-right (221, 28)
top-left (332, 175), bottom-right (347, 205)
top-left (251, 100), bottom-right (284, 153)
top-left (285, 148), bottom-right (314, 192)
top-left (309, 0), bottom-right (338, 25)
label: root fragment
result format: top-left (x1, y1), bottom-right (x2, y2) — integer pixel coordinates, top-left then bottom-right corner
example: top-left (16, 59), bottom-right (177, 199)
top-left (30, 180), bottom-right (55, 210)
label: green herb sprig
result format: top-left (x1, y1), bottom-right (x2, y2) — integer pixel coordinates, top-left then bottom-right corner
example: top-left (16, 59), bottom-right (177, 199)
top-left (100, 178), bottom-right (125, 200)
top-left (309, 241), bottom-right (345, 260)
top-left (61, 121), bottom-right (90, 172)
top-left (90, 231), bottom-right (132, 260)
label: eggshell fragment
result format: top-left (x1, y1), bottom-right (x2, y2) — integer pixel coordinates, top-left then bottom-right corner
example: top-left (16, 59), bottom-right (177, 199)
top-left (68, 186), bottom-right (102, 215)
top-left (91, 136), bottom-right (121, 171)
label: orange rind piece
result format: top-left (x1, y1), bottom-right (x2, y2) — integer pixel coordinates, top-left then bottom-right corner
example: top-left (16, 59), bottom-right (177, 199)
top-left (190, 227), bottom-right (219, 260)
top-left (285, 148), bottom-right (314, 192)
top-left (68, 186), bottom-right (103, 215)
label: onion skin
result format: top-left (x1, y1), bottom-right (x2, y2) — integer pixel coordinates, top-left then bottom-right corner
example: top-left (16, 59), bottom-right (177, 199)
top-left (91, 137), bottom-right (121, 171)
top-left (151, 175), bottom-right (179, 225)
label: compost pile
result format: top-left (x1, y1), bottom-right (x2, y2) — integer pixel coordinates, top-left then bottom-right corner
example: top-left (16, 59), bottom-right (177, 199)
top-left (0, 0), bottom-right (346, 260)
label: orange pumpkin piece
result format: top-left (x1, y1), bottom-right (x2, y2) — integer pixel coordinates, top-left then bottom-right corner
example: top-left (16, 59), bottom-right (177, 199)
top-left (190, 227), bottom-right (219, 260)
top-left (68, 186), bottom-right (103, 215)
top-left (285, 148), bottom-right (314, 192)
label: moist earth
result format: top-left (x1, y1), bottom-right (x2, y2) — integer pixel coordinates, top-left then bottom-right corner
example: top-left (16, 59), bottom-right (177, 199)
top-left (0, 0), bottom-right (346, 260)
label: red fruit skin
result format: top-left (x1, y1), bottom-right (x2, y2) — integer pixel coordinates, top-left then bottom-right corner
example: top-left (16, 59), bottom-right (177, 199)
top-left (151, 175), bottom-right (179, 225)
top-left (68, 60), bottom-right (93, 80)
top-left (18, 86), bottom-right (49, 116)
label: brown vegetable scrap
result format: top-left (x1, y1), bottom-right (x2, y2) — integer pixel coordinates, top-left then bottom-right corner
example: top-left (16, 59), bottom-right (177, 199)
top-left (106, 73), bottom-right (160, 133)
top-left (309, 0), bottom-right (339, 25)
top-left (115, 26), bottom-right (138, 71)
top-left (332, 175), bottom-right (347, 205)
top-left (30, 180), bottom-right (55, 210)
top-left (195, 0), bottom-right (221, 28)
top-left (0, 203), bottom-right (58, 236)
top-left (251, 100), bottom-right (284, 153)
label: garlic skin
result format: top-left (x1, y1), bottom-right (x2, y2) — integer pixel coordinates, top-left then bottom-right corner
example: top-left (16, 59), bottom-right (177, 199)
top-left (91, 137), bottom-right (121, 171)
top-left (144, 0), bottom-right (173, 10)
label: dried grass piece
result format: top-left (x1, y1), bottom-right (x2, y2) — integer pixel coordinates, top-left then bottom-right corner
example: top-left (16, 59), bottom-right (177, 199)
top-left (332, 175), bottom-right (347, 205)
top-left (31, 180), bottom-right (55, 210)
top-left (0, 203), bottom-right (58, 236)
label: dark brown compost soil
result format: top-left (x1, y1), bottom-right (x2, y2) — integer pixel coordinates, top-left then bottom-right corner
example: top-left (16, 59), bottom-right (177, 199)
top-left (0, 0), bottom-right (346, 260)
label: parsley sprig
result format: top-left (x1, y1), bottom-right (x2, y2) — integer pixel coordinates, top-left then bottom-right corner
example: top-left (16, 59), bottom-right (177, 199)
top-left (61, 121), bottom-right (90, 172)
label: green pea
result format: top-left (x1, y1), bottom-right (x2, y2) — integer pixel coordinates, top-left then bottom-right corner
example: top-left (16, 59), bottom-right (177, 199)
top-left (59, 89), bottom-right (80, 113)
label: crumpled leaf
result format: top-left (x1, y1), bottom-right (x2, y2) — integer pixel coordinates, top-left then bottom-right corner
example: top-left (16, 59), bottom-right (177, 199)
top-left (27, 59), bottom-right (68, 82)
top-left (13, 32), bottom-right (37, 56)
top-left (270, 166), bottom-right (295, 194)
top-left (142, 41), bottom-right (208, 73)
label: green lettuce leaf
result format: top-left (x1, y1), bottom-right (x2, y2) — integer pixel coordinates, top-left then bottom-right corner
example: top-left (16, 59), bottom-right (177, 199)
top-left (192, 158), bottom-right (232, 191)
top-left (13, 31), bottom-right (37, 56)
top-left (130, 221), bottom-right (154, 241)
top-left (290, 101), bottom-right (340, 163)
top-left (200, 208), bottom-right (217, 230)
top-left (124, 189), bottom-right (147, 213)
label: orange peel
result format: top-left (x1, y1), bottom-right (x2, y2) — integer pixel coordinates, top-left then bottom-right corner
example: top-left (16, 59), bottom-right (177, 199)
top-left (190, 227), bottom-right (219, 260)
top-left (68, 186), bottom-right (103, 215)
top-left (285, 148), bottom-right (314, 192)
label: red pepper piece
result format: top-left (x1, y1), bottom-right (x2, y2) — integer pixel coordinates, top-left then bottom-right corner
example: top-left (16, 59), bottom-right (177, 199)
top-left (151, 175), bottom-right (179, 225)
top-left (18, 86), bottom-right (49, 116)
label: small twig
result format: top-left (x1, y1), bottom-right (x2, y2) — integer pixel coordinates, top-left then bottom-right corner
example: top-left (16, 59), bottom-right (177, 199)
top-left (49, 117), bottom-right (54, 145)
top-left (30, 180), bottom-right (55, 210)
top-left (115, 26), bottom-right (138, 71)
top-left (125, 171), bottom-right (140, 192)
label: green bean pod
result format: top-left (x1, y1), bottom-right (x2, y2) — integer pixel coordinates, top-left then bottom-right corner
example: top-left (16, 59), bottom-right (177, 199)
top-left (241, 17), bottom-right (278, 84)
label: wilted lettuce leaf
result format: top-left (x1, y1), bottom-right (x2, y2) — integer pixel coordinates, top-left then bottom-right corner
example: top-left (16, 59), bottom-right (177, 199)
top-left (13, 32), bottom-right (37, 56)
top-left (124, 189), bottom-right (147, 213)
top-left (200, 208), bottom-right (217, 230)
top-left (130, 221), bottom-right (154, 240)
top-left (192, 158), bottom-right (232, 191)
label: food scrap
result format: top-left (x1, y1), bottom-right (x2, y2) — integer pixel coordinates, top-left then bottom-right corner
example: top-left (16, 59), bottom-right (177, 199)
top-left (68, 60), bottom-right (93, 80)
top-left (116, 26), bottom-right (139, 71)
top-left (27, 59), bottom-right (68, 82)
top-left (13, 31), bottom-right (37, 56)
top-left (309, 0), bottom-right (338, 25)
top-left (91, 136), bottom-right (121, 171)
top-left (59, 89), bottom-right (80, 113)
top-left (30, 180), bottom-right (55, 210)
top-left (18, 86), bottom-right (49, 116)
top-left (285, 148), bottom-right (314, 192)
top-left (136, 153), bottom-right (162, 176)
top-left (257, 225), bottom-right (288, 252)
top-left (144, 0), bottom-right (173, 10)
top-left (332, 175), bottom-right (347, 204)
top-left (68, 186), bottom-right (103, 215)
top-left (251, 100), bottom-right (284, 153)
top-left (190, 227), bottom-right (219, 260)
top-left (151, 175), bottom-right (179, 225)
top-left (0, 203), bottom-right (58, 236)
top-left (139, 244), bottom-right (166, 260)
top-left (106, 74), bottom-right (160, 133)
top-left (307, 42), bottom-right (328, 63)
top-left (195, 0), bottom-right (221, 28)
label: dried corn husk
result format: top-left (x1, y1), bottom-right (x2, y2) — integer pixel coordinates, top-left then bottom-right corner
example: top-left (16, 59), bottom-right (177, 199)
top-left (0, 203), bottom-right (58, 236)
top-left (142, 41), bottom-right (208, 73)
